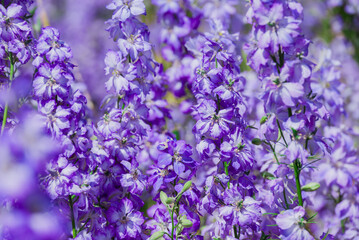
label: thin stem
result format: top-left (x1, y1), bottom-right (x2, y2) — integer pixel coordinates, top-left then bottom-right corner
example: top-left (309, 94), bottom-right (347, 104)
top-left (282, 187), bottom-right (289, 209)
top-left (1, 54), bottom-right (14, 135)
top-left (288, 108), bottom-right (292, 117)
top-left (233, 225), bottom-right (240, 239)
top-left (170, 205), bottom-right (175, 240)
top-left (268, 141), bottom-right (280, 164)
top-left (276, 119), bottom-right (288, 147)
top-left (293, 159), bottom-right (303, 206)
top-left (305, 137), bottom-right (309, 150)
top-left (223, 161), bottom-right (230, 189)
top-left (69, 196), bottom-right (77, 238)
top-left (77, 218), bottom-right (90, 234)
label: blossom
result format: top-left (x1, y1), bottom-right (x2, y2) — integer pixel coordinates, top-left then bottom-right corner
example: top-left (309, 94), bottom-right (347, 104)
top-left (157, 138), bottom-right (196, 178)
top-left (36, 27), bottom-right (72, 62)
top-left (275, 206), bottom-right (314, 240)
top-left (0, 4), bottom-right (31, 41)
top-left (220, 128), bottom-right (254, 171)
top-left (107, 198), bottom-right (144, 239)
top-left (33, 63), bottom-right (72, 101)
top-left (43, 157), bottom-right (78, 199)
top-left (38, 101), bottom-right (71, 137)
top-left (194, 100), bottom-right (234, 138)
top-left (107, 0), bottom-right (146, 22)
top-left (220, 186), bottom-right (261, 228)
top-left (117, 18), bottom-right (152, 60)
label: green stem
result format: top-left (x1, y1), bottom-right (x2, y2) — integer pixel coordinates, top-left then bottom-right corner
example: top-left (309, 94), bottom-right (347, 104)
top-left (268, 142), bottom-right (280, 164)
top-left (170, 205), bottom-right (175, 240)
top-left (77, 218), bottom-right (90, 234)
top-left (288, 108), bottom-right (292, 117)
top-left (223, 161), bottom-right (230, 189)
top-left (282, 187), bottom-right (289, 209)
top-left (276, 119), bottom-right (288, 147)
top-left (69, 196), bottom-right (77, 238)
top-left (1, 54), bottom-right (14, 135)
top-left (233, 225), bottom-right (240, 239)
top-left (293, 159), bottom-right (303, 207)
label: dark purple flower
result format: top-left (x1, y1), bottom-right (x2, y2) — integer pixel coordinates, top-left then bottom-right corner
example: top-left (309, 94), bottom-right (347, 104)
top-left (43, 157), bottom-right (78, 199)
top-left (220, 186), bottom-right (261, 228)
top-left (120, 160), bottom-right (147, 194)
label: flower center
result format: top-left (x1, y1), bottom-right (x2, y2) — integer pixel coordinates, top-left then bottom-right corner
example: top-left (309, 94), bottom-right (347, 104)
top-left (173, 152), bottom-right (182, 162)
top-left (120, 215), bottom-right (129, 224)
top-left (159, 169), bottom-right (168, 177)
top-left (51, 41), bottom-right (59, 48)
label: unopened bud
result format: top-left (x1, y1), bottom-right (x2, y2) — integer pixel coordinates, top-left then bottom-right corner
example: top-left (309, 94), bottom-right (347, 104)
top-left (149, 231), bottom-right (165, 240)
top-left (301, 182), bottom-right (320, 192)
top-left (160, 191), bottom-right (168, 205)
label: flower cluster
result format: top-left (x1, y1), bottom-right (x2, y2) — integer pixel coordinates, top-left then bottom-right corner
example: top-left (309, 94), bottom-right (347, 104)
top-left (0, 0), bottom-right (359, 239)
top-left (0, 3), bottom-right (33, 133)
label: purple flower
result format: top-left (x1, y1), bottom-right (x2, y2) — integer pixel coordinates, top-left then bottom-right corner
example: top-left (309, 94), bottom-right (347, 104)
top-left (33, 63), bottom-right (72, 101)
top-left (104, 50), bottom-right (136, 93)
top-left (220, 186), bottom-right (261, 228)
top-left (157, 139), bottom-right (195, 178)
top-left (147, 164), bottom-right (177, 193)
top-left (97, 109), bottom-right (122, 138)
top-left (0, 4), bottom-right (30, 42)
top-left (104, 129), bottom-right (139, 160)
top-left (36, 27), bottom-right (72, 62)
top-left (107, 0), bottom-right (146, 22)
top-left (275, 206), bottom-right (314, 240)
top-left (220, 128), bottom-right (254, 171)
top-left (194, 99), bottom-right (234, 138)
top-left (120, 160), bottom-right (147, 195)
top-left (38, 101), bottom-right (71, 137)
top-left (43, 157), bottom-right (78, 199)
top-left (117, 19), bottom-right (152, 60)
top-left (107, 198), bottom-right (144, 238)
top-left (262, 71), bottom-right (305, 108)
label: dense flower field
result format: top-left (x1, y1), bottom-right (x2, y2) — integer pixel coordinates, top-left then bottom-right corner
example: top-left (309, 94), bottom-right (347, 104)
top-left (1, 0), bottom-right (359, 239)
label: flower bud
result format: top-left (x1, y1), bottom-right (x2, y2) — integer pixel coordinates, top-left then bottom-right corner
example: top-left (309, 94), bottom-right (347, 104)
top-left (301, 182), bottom-right (320, 192)
top-left (166, 197), bottom-right (174, 204)
top-left (176, 225), bottom-right (184, 236)
top-left (260, 115), bottom-right (268, 125)
top-left (160, 191), bottom-right (168, 205)
top-left (252, 138), bottom-right (262, 145)
top-left (181, 181), bottom-right (192, 193)
top-left (149, 231), bottom-right (165, 240)
top-left (181, 219), bottom-right (193, 228)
